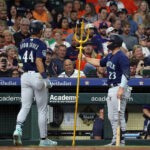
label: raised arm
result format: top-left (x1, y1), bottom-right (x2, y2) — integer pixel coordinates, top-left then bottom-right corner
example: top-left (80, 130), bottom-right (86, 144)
top-left (83, 54), bottom-right (101, 67)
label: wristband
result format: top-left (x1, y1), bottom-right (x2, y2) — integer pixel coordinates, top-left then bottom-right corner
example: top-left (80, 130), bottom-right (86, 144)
top-left (41, 72), bottom-right (47, 79)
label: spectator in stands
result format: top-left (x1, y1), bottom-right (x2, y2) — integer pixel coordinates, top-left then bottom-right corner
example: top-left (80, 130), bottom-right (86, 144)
top-left (0, 53), bottom-right (11, 77)
top-left (143, 105), bottom-right (150, 139)
top-left (135, 24), bottom-right (146, 40)
top-left (0, 35), bottom-right (4, 51)
top-left (92, 107), bottom-right (104, 140)
top-left (84, 23), bottom-right (103, 54)
top-left (107, 0), bottom-right (125, 10)
top-left (133, 0), bottom-right (149, 25)
top-left (76, 42), bottom-right (101, 75)
top-left (111, 18), bottom-right (122, 34)
top-left (11, 68), bottom-right (20, 78)
top-left (69, 11), bottom-right (78, 28)
top-left (0, 21), bottom-right (8, 36)
top-left (95, 0), bottom-right (109, 14)
top-left (45, 48), bottom-right (53, 77)
top-left (139, 35), bottom-right (150, 57)
top-left (6, 44), bottom-right (18, 69)
top-left (147, 38), bottom-right (150, 50)
top-left (63, 1), bottom-right (73, 23)
top-left (97, 22), bottom-right (108, 44)
top-left (48, 44), bottom-right (66, 77)
top-left (52, 12), bottom-right (63, 29)
top-left (93, 7), bottom-right (111, 29)
top-left (58, 59), bottom-right (85, 78)
top-left (3, 30), bottom-right (15, 50)
top-left (32, 1), bottom-right (52, 23)
top-left (0, 7), bottom-right (7, 21)
top-left (81, 3), bottom-right (98, 23)
top-left (42, 27), bottom-right (55, 48)
top-left (131, 45), bottom-right (150, 76)
top-left (7, 5), bottom-right (17, 26)
top-left (50, 30), bottom-right (70, 52)
top-left (12, 0), bottom-right (26, 15)
top-left (145, 24), bottom-right (150, 39)
top-left (120, 21), bottom-right (138, 51)
top-left (96, 66), bottom-right (106, 78)
top-left (66, 35), bottom-right (79, 64)
top-left (107, 1), bottom-right (118, 22)
top-left (9, 14), bottom-right (23, 35)
top-left (72, 0), bottom-right (84, 19)
top-left (13, 18), bottom-right (30, 48)
top-left (53, 17), bottom-right (74, 39)
top-left (0, 0), bottom-right (7, 9)
top-left (130, 59), bottom-right (138, 78)
top-left (25, 8), bottom-right (33, 21)
top-left (66, 22), bottom-right (81, 45)
top-left (117, 8), bottom-right (137, 35)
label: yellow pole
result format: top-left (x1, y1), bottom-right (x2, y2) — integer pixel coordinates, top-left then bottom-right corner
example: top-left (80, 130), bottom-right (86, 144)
top-left (72, 20), bottom-right (89, 146)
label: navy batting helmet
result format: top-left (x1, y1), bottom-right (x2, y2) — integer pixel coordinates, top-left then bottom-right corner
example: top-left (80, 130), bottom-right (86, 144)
top-left (30, 20), bottom-right (44, 34)
top-left (107, 34), bottom-right (123, 50)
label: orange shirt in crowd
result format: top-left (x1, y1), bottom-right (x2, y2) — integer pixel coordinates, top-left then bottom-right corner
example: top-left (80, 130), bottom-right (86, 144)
top-left (120, 0), bottom-right (138, 15)
top-left (78, 10), bottom-right (85, 19)
top-left (86, 0), bottom-right (98, 4)
top-left (32, 11), bottom-right (48, 23)
top-left (76, 54), bottom-right (101, 71)
top-left (95, 6), bottom-right (110, 14)
top-left (53, 28), bottom-right (74, 39)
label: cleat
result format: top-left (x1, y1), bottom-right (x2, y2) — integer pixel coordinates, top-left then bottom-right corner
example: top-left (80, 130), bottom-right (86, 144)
top-left (39, 138), bottom-right (57, 146)
top-left (105, 142), bottom-right (116, 146)
top-left (13, 127), bottom-right (22, 146)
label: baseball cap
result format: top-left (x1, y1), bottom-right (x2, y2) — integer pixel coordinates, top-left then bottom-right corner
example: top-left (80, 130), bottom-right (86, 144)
top-left (117, 8), bottom-right (128, 15)
top-left (109, 1), bottom-right (117, 7)
top-left (85, 23), bottom-right (95, 30)
top-left (99, 22), bottom-right (108, 29)
top-left (46, 48), bottom-right (53, 55)
top-left (106, 27), bottom-right (115, 34)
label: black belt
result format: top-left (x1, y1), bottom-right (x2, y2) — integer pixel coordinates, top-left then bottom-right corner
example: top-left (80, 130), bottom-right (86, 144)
top-left (108, 83), bottom-right (120, 88)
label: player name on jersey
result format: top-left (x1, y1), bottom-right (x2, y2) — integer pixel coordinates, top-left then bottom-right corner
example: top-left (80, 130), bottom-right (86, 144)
top-left (20, 42), bottom-right (39, 50)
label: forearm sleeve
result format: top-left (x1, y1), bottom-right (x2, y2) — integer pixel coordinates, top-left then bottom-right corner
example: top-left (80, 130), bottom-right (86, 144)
top-left (120, 74), bottom-right (128, 88)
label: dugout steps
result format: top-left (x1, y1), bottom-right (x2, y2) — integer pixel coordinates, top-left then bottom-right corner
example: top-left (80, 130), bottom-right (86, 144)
top-left (0, 139), bottom-right (150, 146)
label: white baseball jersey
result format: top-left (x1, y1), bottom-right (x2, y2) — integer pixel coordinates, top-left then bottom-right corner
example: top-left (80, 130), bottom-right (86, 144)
top-left (58, 69), bottom-right (85, 78)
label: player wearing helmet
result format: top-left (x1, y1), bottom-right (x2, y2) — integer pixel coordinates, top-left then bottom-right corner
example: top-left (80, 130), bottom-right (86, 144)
top-left (82, 34), bottom-right (131, 146)
top-left (13, 20), bottom-right (57, 147)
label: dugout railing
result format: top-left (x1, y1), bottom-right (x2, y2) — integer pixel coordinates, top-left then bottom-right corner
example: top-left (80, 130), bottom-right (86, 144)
top-left (0, 78), bottom-right (150, 146)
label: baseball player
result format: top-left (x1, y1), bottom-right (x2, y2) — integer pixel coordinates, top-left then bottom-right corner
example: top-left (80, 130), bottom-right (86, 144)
top-left (13, 20), bottom-right (57, 147)
top-left (82, 34), bottom-right (131, 146)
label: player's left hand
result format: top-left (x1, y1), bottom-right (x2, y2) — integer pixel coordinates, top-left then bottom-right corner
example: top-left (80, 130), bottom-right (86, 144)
top-left (117, 87), bottom-right (124, 99)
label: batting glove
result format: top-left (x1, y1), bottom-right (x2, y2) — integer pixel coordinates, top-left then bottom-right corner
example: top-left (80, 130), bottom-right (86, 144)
top-left (44, 79), bottom-right (53, 88)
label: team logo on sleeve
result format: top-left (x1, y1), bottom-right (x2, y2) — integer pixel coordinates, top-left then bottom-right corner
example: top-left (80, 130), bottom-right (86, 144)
top-left (42, 50), bottom-right (47, 57)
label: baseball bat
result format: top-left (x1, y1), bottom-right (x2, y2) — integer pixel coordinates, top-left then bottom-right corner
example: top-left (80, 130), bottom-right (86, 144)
top-left (116, 99), bottom-right (120, 146)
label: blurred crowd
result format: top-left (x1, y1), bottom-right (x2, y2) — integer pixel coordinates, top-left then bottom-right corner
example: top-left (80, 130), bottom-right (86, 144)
top-left (0, 0), bottom-right (150, 78)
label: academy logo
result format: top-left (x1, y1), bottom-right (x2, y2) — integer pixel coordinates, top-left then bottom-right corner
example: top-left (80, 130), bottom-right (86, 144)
top-left (49, 95), bottom-right (76, 103)
top-left (91, 96), bottom-right (107, 102)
